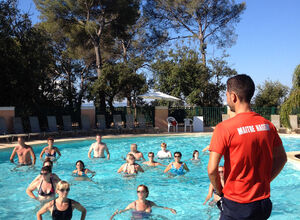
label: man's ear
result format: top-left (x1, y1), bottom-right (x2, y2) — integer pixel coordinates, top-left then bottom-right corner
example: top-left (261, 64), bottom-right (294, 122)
top-left (231, 92), bottom-right (238, 103)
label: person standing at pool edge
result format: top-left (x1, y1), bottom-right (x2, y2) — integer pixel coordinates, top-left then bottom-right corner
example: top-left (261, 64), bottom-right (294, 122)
top-left (10, 136), bottom-right (36, 166)
top-left (88, 134), bottom-right (110, 159)
top-left (207, 74), bottom-right (287, 220)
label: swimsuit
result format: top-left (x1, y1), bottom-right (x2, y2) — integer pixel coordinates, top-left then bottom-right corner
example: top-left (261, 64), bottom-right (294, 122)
top-left (38, 177), bottom-right (55, 197)
top-left (123, 163), bottom-right (138, 174)
top-left (131, 201), bottom-right (152, 219)
top-left (52, 199), bottom-right (73, 220)
top-left (170, 163), bottom-right (185, 175)
top-left (75, 169), bottom-right (87, 177)
top-left (45, 150), bottom-right (56, 158)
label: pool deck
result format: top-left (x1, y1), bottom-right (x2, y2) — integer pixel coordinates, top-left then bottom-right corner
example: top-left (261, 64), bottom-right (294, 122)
top-left (1, 133), bottom-right (300, 166)
top-left (0, 132), bottom-right (213, 150)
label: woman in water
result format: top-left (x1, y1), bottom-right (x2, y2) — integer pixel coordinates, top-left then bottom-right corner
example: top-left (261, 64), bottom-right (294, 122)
top-left (191, 150), bottom-right (200, 160)
top-left (37, 180), bottom-right (86, 220)
top-left (26, 166), bottom-right (59, 202)
top-left (30, 158), bottom-right (60, 184)
top-left (72, 160), bottom-right (95, 178)
top-left (110, 185), bottom-right (176, 220)
top-left (164, 152), bottom-right (189, 175)
top-left (118, 154), bottom-right (144, 175)
top-left (39, 137), bottom-right (61, 161)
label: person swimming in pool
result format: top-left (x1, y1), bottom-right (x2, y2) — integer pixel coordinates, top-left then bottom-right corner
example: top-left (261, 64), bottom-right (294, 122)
top-left (143, 152), bottom-right (164, 167)
top-left (39, 137), bottom-right (61, 161)
top-left (191, 150), bottom-right (200, 160)
top-left (110, 184), bottom-right (176, 220)
top-left (30, 158), bottom-right (60, 184)
top-left (126, 144), bottom-right (145, 161)
top-left (156, 143), bottom-right (172, 159)
top-left (10, 136), bottom-right (36, 166)
top-left (118, 154), bottom-right (144, 175)
top-left (88, 134), bottom-right (110, 159)
top-left (72, 160), bottom-right (95, 178)
top-left (37, 180), bottom-right (86, 220)
top-left (203, 166), bottom-right (225, 206)
top-left (164, 152), bottom-right (189, 175)
top-left (26, 166), bottom-right (59, 202)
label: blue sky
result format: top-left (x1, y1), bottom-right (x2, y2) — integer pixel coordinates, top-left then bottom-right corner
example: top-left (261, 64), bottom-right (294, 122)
top-left (18, 0), bottom-right (300, 90)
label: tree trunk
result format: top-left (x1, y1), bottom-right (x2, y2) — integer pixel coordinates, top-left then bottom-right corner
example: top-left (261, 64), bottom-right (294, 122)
top-left (94, 45), bottom-right (102, 78)
top-left (200, 38), bottom-right (206, 66)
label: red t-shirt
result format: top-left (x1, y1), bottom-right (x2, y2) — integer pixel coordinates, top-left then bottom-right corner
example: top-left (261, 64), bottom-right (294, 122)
top-left (209, 112), bottom-right (282, 203)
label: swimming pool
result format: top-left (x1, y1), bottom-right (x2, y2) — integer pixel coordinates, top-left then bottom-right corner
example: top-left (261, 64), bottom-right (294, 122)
top-left (0, 135), bottom-right (299, 219)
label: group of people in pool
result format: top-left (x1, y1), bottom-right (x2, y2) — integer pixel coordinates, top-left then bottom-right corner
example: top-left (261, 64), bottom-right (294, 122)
top-left (10, 134), bottom-right (221, 219)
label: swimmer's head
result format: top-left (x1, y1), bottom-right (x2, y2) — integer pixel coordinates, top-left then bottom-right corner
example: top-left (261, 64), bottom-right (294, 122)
top-left (47, 137), bottom-right (54, 145)
top-left (43, 158), bottom-right (53, 168)
top-left (41, 166), bottom-right (52, 176)
top-left (193, 150), bottom-right (199, 158)
top-left (174, 152), bottom-right (182, 159)
top-left (148, 152), bottom-right (154, 158)
top-left (218, 166), bottom-right (224, 177)
top-left (56, 180), bottom-right (70, 195)
top-left (130, 144), bottom-right (137, 152)
top-left (161, 143), bottom-right (167, 150)
top-left (96, 134), bottom-right (102, 142)
top-left (137, 184), bottom-right (149, 198)
top-left (76, 160), bottom-right (85, 170)
top-left (18, 136), bottom-right (24, 145)
top-left (126, 154), bottom-right (135, 164)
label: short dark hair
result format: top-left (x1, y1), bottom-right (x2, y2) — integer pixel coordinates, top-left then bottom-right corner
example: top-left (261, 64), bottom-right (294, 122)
top-left (227, 74), bottom-right (255, 103)
top-left (148, 152), bottom-right (154, 156)
top-left (43, 158), bottom-right (53, 167)
top-left (41, 165), bottom-right (52, 173)
top-left (47, 137), bottom-right (54, 142)
top-left (174, 152), bottom-right (182, 157)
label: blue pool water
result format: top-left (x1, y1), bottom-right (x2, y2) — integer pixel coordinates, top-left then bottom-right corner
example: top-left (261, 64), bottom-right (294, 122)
top-left (0, 135), bottom-right (299, 219)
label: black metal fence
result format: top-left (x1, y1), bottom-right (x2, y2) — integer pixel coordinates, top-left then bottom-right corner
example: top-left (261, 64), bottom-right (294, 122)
top-left (169, 106), bottom-right (227, 127)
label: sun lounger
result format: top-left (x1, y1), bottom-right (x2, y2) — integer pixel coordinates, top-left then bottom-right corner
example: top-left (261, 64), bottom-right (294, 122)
top-left (113, 114), bottom-right (123, 129)
top-left (12, 117), bottom-right (28, 141)
top-left (77, 115), bottom-right (92, 135)
top-left (46, 116), bottom-right (59, 136)
top-left (289, 115), bottom-right (299, 131)
top-left (0, 117), bottom-right (13, 142)
top-left (96, 115), bottom-right (106, 130)
top-left (137, 115), bottom-right (147, 128)
top-left (271, 115), bottom-right (280, 130)
top-left (61, 115), bottom-right (74, 136)
top-left (29, 116), bottom-right (42, 139)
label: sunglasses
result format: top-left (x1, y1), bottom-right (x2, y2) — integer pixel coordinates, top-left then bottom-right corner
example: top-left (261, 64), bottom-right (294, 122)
top-left (137, 190), bottom-right (146, 193)
top-left (174, 155), bottom-right (181, 158)
top-left (219, 170), bottom-right (224, 173)
top-left (59, 188), bottom-right (70, 192)
top-left (148, 155), bottom-right (154, 157)
top-left (40, 172), bottom-right (49, 176)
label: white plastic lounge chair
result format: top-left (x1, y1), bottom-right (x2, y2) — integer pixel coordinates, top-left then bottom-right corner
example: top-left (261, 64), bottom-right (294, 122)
top-left (184, 118), bottom-right (193, 132)
top-left (96, 115), bottom-right (106, 130)
top-left (45, 116), bottom-right (59, 137)
top-left (12, 117), bottom-right (28, 140)
top-left (113, 114), bottom-right (123, 129)
top-left (167, 117), bottom-right (178, 132)
top-left (0, 117), bottom-right (13, 142)
top-left (29, 116), bottom-right (42, 139)
top-left (62, 115), bottom-right (73, 131)
top-left (137, 115), bottom-right (147, 128)
top-left (126, 114), bottom-right (135, 129)
top-left (81, 115), bottom-right (91, 130)
top-left (271, 115), bottom-right (280, 130)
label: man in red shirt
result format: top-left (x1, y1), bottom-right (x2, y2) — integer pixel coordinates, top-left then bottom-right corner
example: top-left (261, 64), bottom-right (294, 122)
top-left (207, 74), bottom-right (287, 219)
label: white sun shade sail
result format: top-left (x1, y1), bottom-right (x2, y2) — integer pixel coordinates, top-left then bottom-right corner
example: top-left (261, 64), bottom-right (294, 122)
top-left (138, 91), bottom-right (180, 101)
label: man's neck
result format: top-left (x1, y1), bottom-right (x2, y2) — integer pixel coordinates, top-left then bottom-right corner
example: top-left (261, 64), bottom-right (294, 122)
top-left (234, 102), bottom-right (252, 114)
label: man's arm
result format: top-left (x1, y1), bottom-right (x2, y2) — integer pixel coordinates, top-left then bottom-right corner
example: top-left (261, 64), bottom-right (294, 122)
top-left (105, 144), bottom-right (110, 160)
top-left (10, 147), bottom-right (17, 163)
top-left (207, 151), bottom-right (223, 196)
top-left (88, 145), bottom-right (94, 159)
top-left (30, 147), bottom-right (36, 165)
top-left (271, 144), bottom-right (287, 182)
